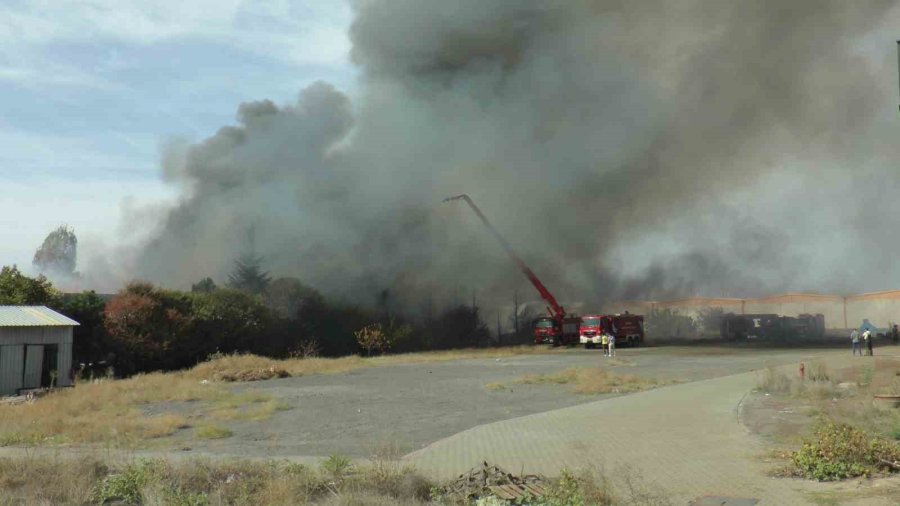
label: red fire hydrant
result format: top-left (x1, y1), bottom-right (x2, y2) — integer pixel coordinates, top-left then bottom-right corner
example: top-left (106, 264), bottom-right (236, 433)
top-left (799, 362), bottom-right (805, 381)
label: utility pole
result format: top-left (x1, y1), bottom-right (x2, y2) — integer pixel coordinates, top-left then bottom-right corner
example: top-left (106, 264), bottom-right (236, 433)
top-left (514, 290), bottom-right (519, 337)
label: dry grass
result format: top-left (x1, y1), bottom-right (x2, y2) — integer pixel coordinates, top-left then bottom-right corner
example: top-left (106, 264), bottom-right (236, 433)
top-left (516, 367), bottom-right (671, 395)
top-left (204, 390), bottom-right (289, 421)
top-left (757, 362), bottom-right (843, 400)
top-left (0, 455), bottom-right (670, 506)
top-left (0, 455), bottom-right (436, 506)
top-left (0, 453), bottom-right (676, 505)
top-left (0, 371), bottom-right (222, 447)
top-left (196, 425), bottom-right (233, 439)
top-left (484, 382), bottom-right (506, 391)
top-left (0, 346), bottom-right (549, 449)
top-left (187, 346), bottom-right (550, 383)
top-left (0, 456), bottom-right (104, 504)
top-left (755, 359), bottom-right (900, 443)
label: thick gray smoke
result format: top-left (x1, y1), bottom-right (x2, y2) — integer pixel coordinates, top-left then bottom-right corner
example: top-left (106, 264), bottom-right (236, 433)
top-left (122, 0), bottom-right (900, 313)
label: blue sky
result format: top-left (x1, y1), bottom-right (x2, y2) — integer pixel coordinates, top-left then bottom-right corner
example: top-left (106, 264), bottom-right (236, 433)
top-left (0, 0), bottom-right (355, 272)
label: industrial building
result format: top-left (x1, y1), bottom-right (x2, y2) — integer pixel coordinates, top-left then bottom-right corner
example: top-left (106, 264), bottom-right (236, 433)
top-left (0, 306), bottom-right (78, 396)
top-left (602, 291), bottom-right (900, 331)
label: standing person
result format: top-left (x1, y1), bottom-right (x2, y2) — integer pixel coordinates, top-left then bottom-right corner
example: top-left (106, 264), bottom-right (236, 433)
top-left (892, 324), bottom-right (899, 345)
top-left (865, 329), bottom-right (874, 356)
top-left (608, 333), bottom-right (616, 357)
top-left (851, 329), bottom-right (861, 356)
top-left (862, 329), bottom-right (871, 356)
top-left (601, 333), bottom-right (609, 357)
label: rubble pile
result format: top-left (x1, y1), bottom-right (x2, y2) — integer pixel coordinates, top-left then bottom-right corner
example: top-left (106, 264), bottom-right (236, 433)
top-left (443, 461), bottom-right (547, 501)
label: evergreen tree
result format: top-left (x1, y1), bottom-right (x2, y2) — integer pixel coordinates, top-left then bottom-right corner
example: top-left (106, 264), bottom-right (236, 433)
top-left (227, 255), bottom-right (271, 294)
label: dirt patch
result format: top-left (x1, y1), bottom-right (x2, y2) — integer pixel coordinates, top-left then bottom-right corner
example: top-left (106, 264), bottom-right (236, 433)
top-left (740, 392), bottom-right (813, 444)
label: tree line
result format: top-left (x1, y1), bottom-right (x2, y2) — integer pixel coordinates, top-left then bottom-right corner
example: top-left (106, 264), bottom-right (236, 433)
top-left (0, 264), bottom-right (492, 377)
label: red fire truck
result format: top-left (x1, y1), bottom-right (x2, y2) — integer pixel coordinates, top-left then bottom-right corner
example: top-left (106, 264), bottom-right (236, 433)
top-left (444, 195), bottom-right (645, 348)
top-left (610, 313), bottom-right (645, 347)
top-left (532, 316), bottom-right (557, 344)
top-left (579, 313), bottom-right (644, 348)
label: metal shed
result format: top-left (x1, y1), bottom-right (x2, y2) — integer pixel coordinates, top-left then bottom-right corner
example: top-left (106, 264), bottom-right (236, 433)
top-left (0, 306), bottom-right (78, 396)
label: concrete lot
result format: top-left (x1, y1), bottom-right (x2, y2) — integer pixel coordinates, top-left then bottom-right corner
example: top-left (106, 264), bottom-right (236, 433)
top-left (177, 346), bottom-right (832, 459)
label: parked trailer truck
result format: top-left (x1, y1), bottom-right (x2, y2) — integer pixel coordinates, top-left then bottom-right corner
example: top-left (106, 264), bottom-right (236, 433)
top-left (720, 313), bottom-right (824, 340)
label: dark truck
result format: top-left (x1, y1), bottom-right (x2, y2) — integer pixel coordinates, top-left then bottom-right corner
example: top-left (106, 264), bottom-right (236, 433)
top-left (720, 313), bottom-right (825, 340)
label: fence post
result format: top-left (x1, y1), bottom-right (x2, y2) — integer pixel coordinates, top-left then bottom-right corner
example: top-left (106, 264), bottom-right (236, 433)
top-left (843, 296), bottom-right (848, 329)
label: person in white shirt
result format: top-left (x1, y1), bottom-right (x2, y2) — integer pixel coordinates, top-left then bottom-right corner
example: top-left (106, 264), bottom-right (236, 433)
top-left (608, 333), bottom-right (616, 357)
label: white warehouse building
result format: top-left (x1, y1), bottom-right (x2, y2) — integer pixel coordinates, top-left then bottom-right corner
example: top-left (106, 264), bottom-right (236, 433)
top-left (0, 306), bottom-right (78, 395)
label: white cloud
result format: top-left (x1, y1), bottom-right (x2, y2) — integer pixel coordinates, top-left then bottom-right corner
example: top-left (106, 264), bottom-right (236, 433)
top-left (0, 0), bottom-right (353, 67)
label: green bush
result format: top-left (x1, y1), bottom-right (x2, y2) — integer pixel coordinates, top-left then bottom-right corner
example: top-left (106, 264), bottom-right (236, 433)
top-left (320, 454), bottom-right (353, 481)
top-left (93, 460), bottom-right (161, 504)
top-left (791, 422), bottom-right (900, 481)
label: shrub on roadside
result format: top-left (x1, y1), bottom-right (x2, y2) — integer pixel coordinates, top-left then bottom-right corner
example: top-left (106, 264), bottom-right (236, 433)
top-left (791, 421), bottom-right (900, 481)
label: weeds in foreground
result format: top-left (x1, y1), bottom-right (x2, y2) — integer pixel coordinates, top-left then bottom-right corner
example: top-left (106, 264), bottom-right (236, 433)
top-left (0, 454), bottom-right (675, 505)
top-left (756, 364), bottom-right (842, 400)
top-left (0, 456), bottom-right (436, 505)
top-left (757, 367), bottom-right (793, 394)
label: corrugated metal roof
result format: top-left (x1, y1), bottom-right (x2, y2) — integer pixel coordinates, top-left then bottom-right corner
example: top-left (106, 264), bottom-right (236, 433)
top-left (0, 306), bottom-right (79, 327)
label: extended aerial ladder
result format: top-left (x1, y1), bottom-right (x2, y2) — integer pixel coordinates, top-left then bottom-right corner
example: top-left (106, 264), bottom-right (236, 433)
top-left (443, 194), bottom-right (566, 323)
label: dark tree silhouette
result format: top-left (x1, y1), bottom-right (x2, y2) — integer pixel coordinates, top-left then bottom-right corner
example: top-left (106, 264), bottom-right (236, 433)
top-left (227, 255), bottom-right (271, 294)
top-left (191, 277), bottom-right (218, 293)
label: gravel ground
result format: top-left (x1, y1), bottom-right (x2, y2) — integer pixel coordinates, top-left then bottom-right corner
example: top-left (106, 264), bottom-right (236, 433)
top-left (172, 346), bottom-right (830, 459)
top-left (407, 348), bottom-right (900, 505)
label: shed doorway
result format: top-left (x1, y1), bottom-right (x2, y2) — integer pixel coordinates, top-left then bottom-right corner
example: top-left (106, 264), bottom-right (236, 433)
top-left (41, 344), bottom-right (58, 387)
top-left (22, 345), bottom-right (43, 389)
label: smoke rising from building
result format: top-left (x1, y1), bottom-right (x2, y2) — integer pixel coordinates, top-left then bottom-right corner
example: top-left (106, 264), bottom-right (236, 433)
top-left (102, 0), bottom-right (900, 312)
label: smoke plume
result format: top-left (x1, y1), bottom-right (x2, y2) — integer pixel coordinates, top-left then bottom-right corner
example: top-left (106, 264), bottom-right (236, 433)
top-left (112, 0), bottom-right (900, 313)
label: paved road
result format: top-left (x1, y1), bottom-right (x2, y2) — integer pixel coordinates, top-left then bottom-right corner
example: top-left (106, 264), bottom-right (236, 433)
top-left (405, 349), bottom-right (900, 505)
top-left (177, 346), bottom-right (821, 458)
